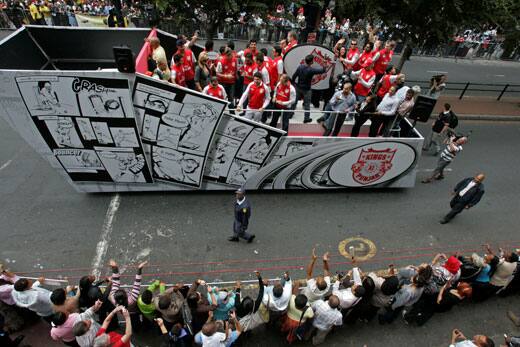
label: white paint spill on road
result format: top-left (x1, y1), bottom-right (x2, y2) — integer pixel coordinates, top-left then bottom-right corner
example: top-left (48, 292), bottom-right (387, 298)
top-left (0, 159), bottom-right (12, 172)
top-left (91, 194), bottom-right (121, 278)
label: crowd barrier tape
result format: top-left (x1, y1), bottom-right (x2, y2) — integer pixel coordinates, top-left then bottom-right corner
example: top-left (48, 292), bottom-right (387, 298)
top-left (12, 240), bottom-right (520, 288)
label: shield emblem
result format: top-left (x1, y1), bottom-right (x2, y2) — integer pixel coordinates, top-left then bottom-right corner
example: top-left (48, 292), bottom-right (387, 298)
top-left (299, 48), bottom-right (334, 85)
top-left (351, 148), bottom-right (397, 185)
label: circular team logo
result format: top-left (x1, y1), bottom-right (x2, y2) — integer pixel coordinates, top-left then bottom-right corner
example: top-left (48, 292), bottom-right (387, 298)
top-left (338, 237), bottom-right (377, 261)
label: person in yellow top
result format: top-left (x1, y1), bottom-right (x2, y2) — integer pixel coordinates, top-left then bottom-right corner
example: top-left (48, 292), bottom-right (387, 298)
top-left (40, 2), bottom-right (53, 26)
top-left (29, 1), bottom-right (44, 25)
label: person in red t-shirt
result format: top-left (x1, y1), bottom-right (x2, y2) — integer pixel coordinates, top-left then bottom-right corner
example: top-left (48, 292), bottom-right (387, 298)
top-left (351, 59), bottom-right (376, 102)
top-left (283, 31), bottom-right (298, 55)
top-left (237, 72), bottom-right (270, 122)
top-left (261, 47), bottom-right (278, 91)
top-left (173, 38), bottom-right (196, 90)
top-left (375, 65), bottom-right (405, 103)
top-left (270, 73), bottom-right (296, 131)
top-left (202, 76), bottom-right (228, 100)
top-left (353, 42), bottom-right (374, 71)
top-left (94, 306), bottom-right (132, 347)
top-left (241, 39), bottom-right (258, 63)
top-left (372, 40), bottom-right (396, 82)
top-left (216, 47), bottom-right (237, 106)
top-left (272, 46), bottom-right (284, 76)
top-left (170, 54), bottom-right (186, 87)
top-left (240, 52), bottom-right (257, 87)
top-left (342, 40), bottom-right (360, 71)
top-left (254, 52), bottom-right (270, 88)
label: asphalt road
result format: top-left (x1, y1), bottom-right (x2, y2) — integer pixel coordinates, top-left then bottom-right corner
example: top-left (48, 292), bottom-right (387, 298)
top-left (2, 115), bottom-right (520, 346)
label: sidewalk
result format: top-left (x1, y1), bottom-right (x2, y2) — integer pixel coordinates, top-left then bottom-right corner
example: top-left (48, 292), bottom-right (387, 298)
top-left (436, 95), bottom-right (520, 118)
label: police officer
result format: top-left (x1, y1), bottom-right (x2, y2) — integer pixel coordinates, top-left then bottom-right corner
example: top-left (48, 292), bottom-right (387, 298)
top-left (228, 188), bottom-right (255, 243)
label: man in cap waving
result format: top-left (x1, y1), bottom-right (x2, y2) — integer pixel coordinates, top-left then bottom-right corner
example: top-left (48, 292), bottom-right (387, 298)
top-left (228, 188), bottom-right (255, 243)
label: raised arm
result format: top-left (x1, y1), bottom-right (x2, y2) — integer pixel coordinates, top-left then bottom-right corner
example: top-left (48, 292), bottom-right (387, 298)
top-left (306, 248), bottom-right (318, 280)
top-left (120, 307), bottom-right (132, 344)
top-left (323, 252), bottom-right (331, 277)
top-left (128, 261), bottom-right (146, 305)
top-left (109, 260), bottom-right (120, 300)
top-left (155, 317), bottom-right (168, 335)
top-left (101, 306), bottom-right (121, 330)
top-left (253, 271), bottom-right (264, 311)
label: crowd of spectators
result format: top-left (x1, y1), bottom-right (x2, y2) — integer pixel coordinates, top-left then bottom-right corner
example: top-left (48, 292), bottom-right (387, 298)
top-left (2, 245), bottom-right (520, 346)
top-left (0, 0), bottom-right (144, 28)
top-left (0, 1), bottom-right (512, 59)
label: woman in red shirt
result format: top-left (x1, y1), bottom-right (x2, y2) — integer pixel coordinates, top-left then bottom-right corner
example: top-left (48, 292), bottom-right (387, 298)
top-left (93, 306), bottom-right (132, 347)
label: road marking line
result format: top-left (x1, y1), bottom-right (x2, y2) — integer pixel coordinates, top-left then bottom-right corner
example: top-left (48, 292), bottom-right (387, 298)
top-left (427, 70), bottom-right (448, 74)
top-left (494, 74), bottom-right (505, 77)
top-left (91, 194), bottom-right (121, 278)
top-left (0, 159), bottom-right (12, 172)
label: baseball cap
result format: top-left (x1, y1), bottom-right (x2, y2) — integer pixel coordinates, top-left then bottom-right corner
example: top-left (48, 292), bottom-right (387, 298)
top-left (235, 187), bottom-right (246, 194)
top-left (444, 256), bottom-right (462, 275)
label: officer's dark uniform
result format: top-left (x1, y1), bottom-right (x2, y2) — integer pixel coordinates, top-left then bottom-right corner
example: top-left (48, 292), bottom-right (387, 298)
top-left (230, 197), bottom-right (255, 242)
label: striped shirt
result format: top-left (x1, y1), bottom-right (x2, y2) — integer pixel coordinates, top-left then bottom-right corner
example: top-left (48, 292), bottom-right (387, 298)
top-left (109, 272), bottom-right (142, 314)
top-left (440, 144), bottom-right (462, 162)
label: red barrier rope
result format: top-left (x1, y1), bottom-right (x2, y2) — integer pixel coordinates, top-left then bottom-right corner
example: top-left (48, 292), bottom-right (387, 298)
top-left (15, 240), bottom-right (520, 277)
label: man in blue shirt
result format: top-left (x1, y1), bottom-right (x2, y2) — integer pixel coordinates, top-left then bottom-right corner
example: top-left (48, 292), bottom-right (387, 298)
top-left (291, 55), bottom-right (326, 123)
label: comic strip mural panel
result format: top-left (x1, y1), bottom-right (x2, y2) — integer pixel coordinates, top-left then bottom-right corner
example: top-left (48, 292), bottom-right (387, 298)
top-left (15, 75), bottom-right (153, 183)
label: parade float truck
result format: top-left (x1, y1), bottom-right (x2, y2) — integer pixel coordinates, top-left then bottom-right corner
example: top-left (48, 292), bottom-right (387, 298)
top-left (0, 26), bottom-right (427, 192)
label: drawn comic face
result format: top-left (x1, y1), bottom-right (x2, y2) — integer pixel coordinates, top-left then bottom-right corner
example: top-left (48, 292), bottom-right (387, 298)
top-left (145, 95), bottom-right (169, 113)
top-left (181, 158), bottom-right (199, 173)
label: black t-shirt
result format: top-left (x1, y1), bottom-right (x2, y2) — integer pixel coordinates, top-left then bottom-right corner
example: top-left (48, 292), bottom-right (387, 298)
top-left (433, 111), bottom-right (457, 133)
top-left (435, 291), bottom-right (460, 312)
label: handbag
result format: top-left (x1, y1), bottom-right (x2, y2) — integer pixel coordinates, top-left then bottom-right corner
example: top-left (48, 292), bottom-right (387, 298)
top-left (295, 306), bottom-right (311, 341)
top-left (239, 295), bottom-right (270, 332)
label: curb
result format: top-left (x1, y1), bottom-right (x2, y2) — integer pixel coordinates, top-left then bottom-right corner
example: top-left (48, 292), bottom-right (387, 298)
top-left (444, 114), bottom-right (520, 121)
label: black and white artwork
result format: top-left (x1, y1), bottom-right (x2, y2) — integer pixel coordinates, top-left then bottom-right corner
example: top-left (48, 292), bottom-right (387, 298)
top-left (204, 114), bottom-right (285, 186)
top-left (91, 121), bottom-right (114, 144)
top-left (132, 75), bottom-right (227, 188)
top-left (227, 159), bottom-right (260, 186)
top-left (205, 135), bottom-right (241, 179)
top-left (97, 148), bottom-right (148, 183)
top-left (15, 74), bottom-right (153, 184)
top-left (54, 149), bottom-right (104, 171)
top-left (76, 118), bottom-right (97, 141)
top-left (41, 116), bottom-right (84, 148)
top-left (74, 77), bottom-right (132, 118)
top-left (111, 127), bottom-right (140, 148)
top-left (152, 147), bottom-right (203, 186)
top-left (16, 76), bottom-right (80, 116)
top-left (142, 114), bottom-right (160, 141)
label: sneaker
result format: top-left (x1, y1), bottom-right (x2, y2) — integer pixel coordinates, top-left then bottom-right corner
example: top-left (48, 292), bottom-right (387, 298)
top-left (439, 219), bottom-right (449, 224)
top-left (247, 235), bottom-right (256, 243)
top-left (303, 118), bottom-right (312, 124)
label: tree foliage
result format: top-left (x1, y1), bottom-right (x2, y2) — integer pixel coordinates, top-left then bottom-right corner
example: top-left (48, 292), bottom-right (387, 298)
top-left (154, 0), bottom-right (277, 38)
top-left (336, 0), bottom-right (519, 60)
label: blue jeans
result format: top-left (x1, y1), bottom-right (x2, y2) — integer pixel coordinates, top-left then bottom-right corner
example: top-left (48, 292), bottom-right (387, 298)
top-left (296, 88), bottom-right (312, 121)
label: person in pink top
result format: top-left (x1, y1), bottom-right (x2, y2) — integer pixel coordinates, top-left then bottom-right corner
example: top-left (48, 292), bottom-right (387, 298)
top-left (0, 265), bottom-right (18, 306)
top-left (50, 300), bottom-right (103, 347)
